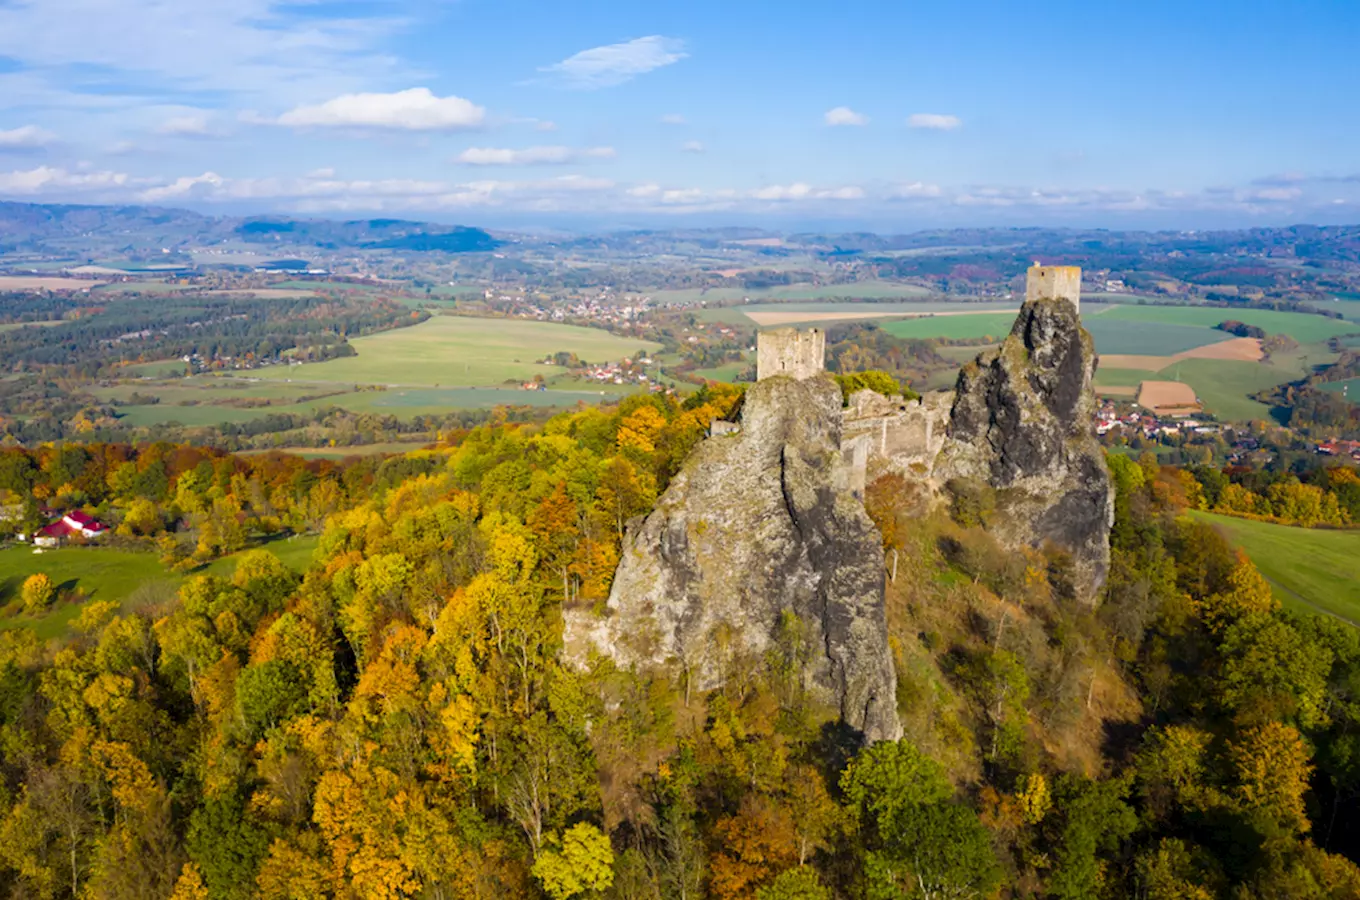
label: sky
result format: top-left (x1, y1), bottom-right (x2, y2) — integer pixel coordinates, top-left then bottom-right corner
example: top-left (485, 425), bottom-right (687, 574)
top-left (0, 0), bottom-right (1358, 231)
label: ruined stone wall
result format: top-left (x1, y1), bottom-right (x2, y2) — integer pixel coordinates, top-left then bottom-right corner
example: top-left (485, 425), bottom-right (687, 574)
top-left (757, 327), bottom-right (826, 381)
top-left (841, 389), bottom-right (954, 482)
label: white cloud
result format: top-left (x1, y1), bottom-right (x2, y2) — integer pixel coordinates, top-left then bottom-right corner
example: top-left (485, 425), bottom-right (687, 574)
top-left (140, 172), bottom-right (225, 202)
top-left (908, 113), bottom-right (962, 131)
top-left (824, 106), bottom-right (868, 127)
top-left (0, 125), bottom-right (57, 148)
top-left (889, 181), bottom-right (943, 199)
top-left (0, 165), bottom-right (131, 194)
top-left (455, 146), bottom-right (616, 166)
top-left (748, 183), bottom-right (862, 201)
top-left (156, 113), bottom-right (215, 137)
top-left (628, 183), bottom-right (661, 197)
top-left (0, 0), bottom-right (409, 105)
top-left (538, 36), bottom-right (687, 89)
top-left (660, 113), bottom-right (687, 125)
top-left (682, 141), bottom-right (705, 154)
top-left (278, 88), bottom-right (485, 131)
top-left (1247, 186), bottom-right (1302, 202)
top-left (534, 121), bottom-right (558, 132)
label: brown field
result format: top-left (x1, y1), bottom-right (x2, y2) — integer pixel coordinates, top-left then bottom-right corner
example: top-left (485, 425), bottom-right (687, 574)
top-left (0, 276), bottom-right (107, 291)
top-left (1096, 385), bottom-right (1138, 397)
top-left (730, 238), bottom-right (787, 247)
top-left (745, 307), bottom-right (1018, 327)
top-left (1100, 337), bottom-right (1264, 371)
top-left (1136, 380), bottom-right (1202, 414)
top-left (711, 268), bottom-right (745, 278)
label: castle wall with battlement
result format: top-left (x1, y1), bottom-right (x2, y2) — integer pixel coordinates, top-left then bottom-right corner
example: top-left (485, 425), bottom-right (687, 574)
top-left (757, 327), bottom-right (826, 381)
top-left (1027, 264), bottom-right (1082, 313)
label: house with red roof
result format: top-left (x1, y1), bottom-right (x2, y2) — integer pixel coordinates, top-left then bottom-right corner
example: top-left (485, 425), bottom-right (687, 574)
top-left (32, 510), bottom-right (109, 548)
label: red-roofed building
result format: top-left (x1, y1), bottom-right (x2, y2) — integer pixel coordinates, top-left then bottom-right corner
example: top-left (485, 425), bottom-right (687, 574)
top-left (33, 510), bottom-right (108, 548)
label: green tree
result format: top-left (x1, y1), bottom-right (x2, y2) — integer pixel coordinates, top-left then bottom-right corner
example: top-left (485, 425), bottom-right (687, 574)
top-left (532, 823), bottom-right (615, 900)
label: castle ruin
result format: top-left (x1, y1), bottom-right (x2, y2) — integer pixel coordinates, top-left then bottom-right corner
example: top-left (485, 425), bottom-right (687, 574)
top-left (746, 265), bottom-right (1085, 499)
top-left (756, 327), bottom-right (825, 380)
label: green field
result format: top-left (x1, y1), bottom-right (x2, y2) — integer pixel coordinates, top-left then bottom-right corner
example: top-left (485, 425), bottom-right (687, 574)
top-left (1190, 511), bottom-right (1360, 625)
top-left (1093, 367), bottom-right (1154, 388)
top-left (1083, 319), bottom-right (1230, 355)
top-left (254, 317), bottom-right (659, 388)
top-left (1099, 305), bottom-right (1360, 344)
top-left (1156, 358), bottom-right (1304, 422)
top-left (0, 535), bottom-right (320, 639)
top-left (655, 281), bottom-right (933, 305)
top-left (1319, 378), bottom-right (1360, 398)
top-left (882, 313), bottom-right (1020, 341)
top-left (692, 360), bottom-right (751, 382)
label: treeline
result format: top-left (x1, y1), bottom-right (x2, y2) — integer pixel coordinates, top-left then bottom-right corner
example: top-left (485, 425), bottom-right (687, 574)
top-left (0, 293), bottom-right (424, 376)
top-left (1184, 462), bottom-right (1360, 526)
top-left (824, 322), bottom-right (951, 388)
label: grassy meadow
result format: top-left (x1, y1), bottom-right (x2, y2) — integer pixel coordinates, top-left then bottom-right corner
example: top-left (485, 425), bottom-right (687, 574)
top-left (0, 535), bottom-right (320, 639)
top-left (254, 316), bottom-right (659, 388)
top-left (882, 313), bottom-right (1020, 341)
top-left (1190, 511), bottom-right (1360, 625)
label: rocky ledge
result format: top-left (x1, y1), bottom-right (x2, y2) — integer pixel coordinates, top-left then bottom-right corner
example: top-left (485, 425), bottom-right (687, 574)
top-left (566, 374), bottom-right (902, 743)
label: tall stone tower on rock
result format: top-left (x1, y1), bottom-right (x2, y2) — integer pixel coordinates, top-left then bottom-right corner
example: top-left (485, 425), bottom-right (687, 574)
top-left (757, 327), bottom-right (826, 380)
top-left (1027, 263), bottom-right (1082, 314)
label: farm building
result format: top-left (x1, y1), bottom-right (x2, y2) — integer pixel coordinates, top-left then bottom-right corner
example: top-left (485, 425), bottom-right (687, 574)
top-left (31, 510), bottom-right (109, 548)
top-left (1136, 381), bottom-right (1202, 417)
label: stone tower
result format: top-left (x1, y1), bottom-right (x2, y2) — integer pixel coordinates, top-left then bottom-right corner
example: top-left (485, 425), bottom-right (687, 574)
top-left (757, 327), bottom-right (826, 381)
top-left (1026, 263), bottom-right (1082, 313)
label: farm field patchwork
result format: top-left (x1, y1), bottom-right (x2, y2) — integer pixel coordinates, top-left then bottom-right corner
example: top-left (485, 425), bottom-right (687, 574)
top-left (1097, 305), bottom-right (1360, 344)
top-left (254, 316), bottom-right (660, 388)
top-left (1082, 318), bottom-right (1231, 356)
top-left (745, 305), bottom-right (1019, 327)
top-left (1153, 358), bottom-right (1296, 422)
top-left (1190, 511), bottom-right (1360, 625)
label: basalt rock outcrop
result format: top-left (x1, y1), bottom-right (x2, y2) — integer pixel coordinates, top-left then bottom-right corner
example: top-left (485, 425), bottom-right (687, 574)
top-left (567, 374), bottom-right (903, 743)
top-left (937, 297), bottom-right (1114, 602)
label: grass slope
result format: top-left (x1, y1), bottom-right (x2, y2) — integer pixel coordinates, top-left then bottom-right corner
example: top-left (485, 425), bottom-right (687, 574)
top-left (1154, 358), bottom-right (1300, 422)
top-left (1082, 319), bottom-right (1229, 356)
top-left (882, 313), bottom-right (1019, 341)
top-left (1190, 511), bottom-right (1360, 625)
top-left (0, 536), bottom-right (320, 640)
top-left (255, 317), bottom-right (659, 388)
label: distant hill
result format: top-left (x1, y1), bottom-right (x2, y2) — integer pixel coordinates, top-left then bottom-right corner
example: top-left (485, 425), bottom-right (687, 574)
top-left (0, 202), bottom-right (501, 256)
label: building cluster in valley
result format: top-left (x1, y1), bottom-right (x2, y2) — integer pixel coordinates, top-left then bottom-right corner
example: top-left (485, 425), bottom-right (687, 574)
top-left (1317, 439), bottom-right (1360, 461)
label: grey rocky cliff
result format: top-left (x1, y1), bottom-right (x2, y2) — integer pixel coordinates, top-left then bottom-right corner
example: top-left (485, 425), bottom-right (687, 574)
top-left (938, 297), bottom-right (1114, 602)
top-left (566, 374), bottom-right (902, 743)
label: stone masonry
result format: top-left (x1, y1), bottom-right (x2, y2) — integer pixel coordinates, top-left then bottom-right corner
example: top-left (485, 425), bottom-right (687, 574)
top-left (756, 327), bottom-right (826, 381)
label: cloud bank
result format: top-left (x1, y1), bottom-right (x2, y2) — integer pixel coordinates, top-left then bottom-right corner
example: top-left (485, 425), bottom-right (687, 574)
top-left (278, 88), bottom-right (486, 131)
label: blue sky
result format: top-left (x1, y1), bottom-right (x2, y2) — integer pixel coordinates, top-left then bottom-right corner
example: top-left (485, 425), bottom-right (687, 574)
top-left (0, 0), bottom-right (1357, 229)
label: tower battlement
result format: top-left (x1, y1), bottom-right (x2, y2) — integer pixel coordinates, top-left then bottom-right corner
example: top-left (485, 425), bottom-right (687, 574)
top-left (757, 327), bottom-right (825, 381)
top-left (1026, 263), bottom-right (1082, 313)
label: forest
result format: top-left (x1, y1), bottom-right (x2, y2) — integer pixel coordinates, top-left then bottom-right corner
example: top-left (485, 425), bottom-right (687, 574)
top-left (0, 384), bottom-right (1357, 899)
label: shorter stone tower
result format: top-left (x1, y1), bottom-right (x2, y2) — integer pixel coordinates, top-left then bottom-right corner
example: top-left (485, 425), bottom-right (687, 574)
top-left (757, 327), bottom-right (825, 381)
top-left (1027, 263), bottom-right (1082, 313)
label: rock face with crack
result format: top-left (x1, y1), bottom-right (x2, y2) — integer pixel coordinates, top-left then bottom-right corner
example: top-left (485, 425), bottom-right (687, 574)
top-left (939, 296), bottom-right (1115, 602)
top-left (567, 374), bottom-right (902, 743)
